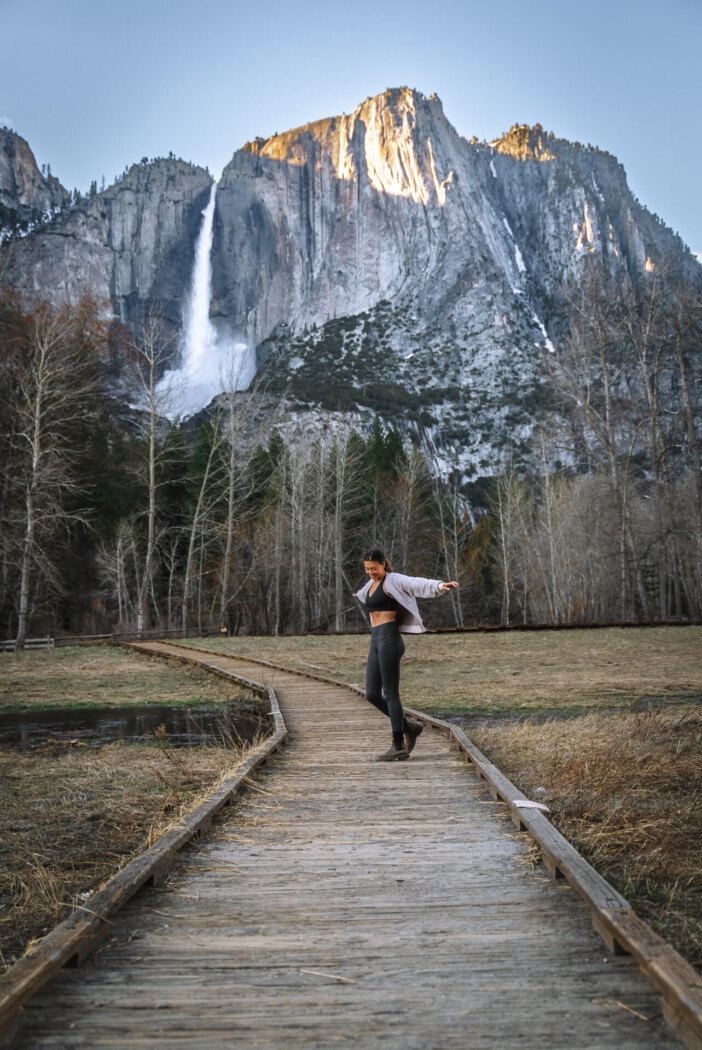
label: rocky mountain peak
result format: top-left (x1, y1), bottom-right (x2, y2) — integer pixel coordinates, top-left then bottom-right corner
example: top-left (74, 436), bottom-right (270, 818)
top-left (2, 90), bottom-right (699, 482)
top-left (105, 156), bottom-right (212, 197)
top-left (1, 149), bottom-right (212, 329)
top-left (226, 86), bottom-right (454, 209)
top-left (492, 122), bottom-right (558, 162)
top-left (0, 127), bottom-right (69, 234)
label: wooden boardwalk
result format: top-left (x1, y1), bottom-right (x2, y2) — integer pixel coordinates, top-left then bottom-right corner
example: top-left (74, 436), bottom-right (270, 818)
top-left (8, 642), bottom-right (684, 1049)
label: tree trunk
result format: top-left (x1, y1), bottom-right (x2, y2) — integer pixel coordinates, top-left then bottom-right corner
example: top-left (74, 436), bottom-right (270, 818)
top-left (15, 486), bottom-right (36, 650)
top-left (182, 423), bottom-right (219, 632)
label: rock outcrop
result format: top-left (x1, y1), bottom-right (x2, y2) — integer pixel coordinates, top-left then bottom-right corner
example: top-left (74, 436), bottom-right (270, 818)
top-left (0, 128), bottom-right (70, 235)
top-left (3, 155), bottom-right (212, 331)
top-left (212, 89), bottom-right (696, 343)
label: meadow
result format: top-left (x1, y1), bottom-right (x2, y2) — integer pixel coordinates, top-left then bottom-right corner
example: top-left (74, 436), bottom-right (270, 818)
top-left (1, 628), bottom-right (700, 972)
top-left (180, 625), bottom-right (702, 714)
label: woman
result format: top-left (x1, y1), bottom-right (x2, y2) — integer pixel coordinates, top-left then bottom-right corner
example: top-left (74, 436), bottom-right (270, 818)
top-left (354, 548), bottom-right (459, 762)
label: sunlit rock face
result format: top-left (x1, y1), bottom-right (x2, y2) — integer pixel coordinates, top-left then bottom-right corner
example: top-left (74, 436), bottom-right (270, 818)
top-left (487, 122), bottom-right (665, 300)
top-left (211, 89), bottom-right (470, 345)
top-left (211, 87), bottom-right (690, 349)
top-left (3, 156), bottom-right (212, 331)
top-left (210, 87), bottom-right (696, 473)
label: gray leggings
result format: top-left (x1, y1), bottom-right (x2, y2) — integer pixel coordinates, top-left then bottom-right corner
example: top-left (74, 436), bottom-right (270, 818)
top-left (365, 621), bottom-right (407, 741)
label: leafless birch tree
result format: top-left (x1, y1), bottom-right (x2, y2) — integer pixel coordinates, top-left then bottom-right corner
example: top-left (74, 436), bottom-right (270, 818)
top-left (0, 298), bottom-right (107, 647)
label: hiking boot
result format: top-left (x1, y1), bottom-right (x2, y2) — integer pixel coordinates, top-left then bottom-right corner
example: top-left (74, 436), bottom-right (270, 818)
top-left (404, 718), bottom-right (424, 754)
top-left (373, 742), bottom-right (410, 762)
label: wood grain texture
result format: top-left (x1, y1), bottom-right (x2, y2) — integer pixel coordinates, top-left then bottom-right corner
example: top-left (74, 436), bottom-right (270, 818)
top-left (0, 656), bottom-right (286, 1041)
top-left (6, 642), bottom-right (687, 1049)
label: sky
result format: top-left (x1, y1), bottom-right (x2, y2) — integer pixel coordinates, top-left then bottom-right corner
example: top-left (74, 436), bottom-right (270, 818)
top-left (1, 0), bottom-right (700, 253)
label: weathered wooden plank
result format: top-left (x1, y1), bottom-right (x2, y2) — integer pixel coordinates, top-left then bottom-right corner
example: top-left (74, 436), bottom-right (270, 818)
top-left (151, 649), bottom-right (656, 921)
top-left (0, 662), bottom-right (287, 1038)
top-left (400, 712), bottom-right (632, 913)
top-left (598, 908), bottom-right (702, 1045)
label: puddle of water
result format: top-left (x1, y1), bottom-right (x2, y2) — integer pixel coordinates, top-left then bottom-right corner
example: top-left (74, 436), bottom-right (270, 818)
top-left (0, 703), bottom-right (267, 751)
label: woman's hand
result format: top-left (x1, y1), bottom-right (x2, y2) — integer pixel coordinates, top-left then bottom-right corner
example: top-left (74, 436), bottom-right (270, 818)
top-left (442, 581), bottom-right (459, 590)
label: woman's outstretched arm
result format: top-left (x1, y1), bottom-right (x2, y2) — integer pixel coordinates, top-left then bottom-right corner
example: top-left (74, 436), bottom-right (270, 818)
top-left (391, 574), bottom-right (458, 599)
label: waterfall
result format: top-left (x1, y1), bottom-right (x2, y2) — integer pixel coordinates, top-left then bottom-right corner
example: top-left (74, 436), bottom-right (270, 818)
top-left (166, 180), bottom-right (257, 417)
top-left (182, 181), bottom-right (218, 380)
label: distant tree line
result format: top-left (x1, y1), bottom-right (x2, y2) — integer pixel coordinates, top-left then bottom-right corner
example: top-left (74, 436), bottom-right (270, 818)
top-left (0, 257), bottom-right (700, 646)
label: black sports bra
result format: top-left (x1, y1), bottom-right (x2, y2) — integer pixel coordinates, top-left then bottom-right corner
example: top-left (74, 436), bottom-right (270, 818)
top-left (366, 581), bottom-right (400, 612)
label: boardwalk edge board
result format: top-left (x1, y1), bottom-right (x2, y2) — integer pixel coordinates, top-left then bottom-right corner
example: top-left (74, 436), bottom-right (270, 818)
top-left (171, 641), bottom-right (702, 1050)
top-left (0, 654), bottom-right (288, 1045)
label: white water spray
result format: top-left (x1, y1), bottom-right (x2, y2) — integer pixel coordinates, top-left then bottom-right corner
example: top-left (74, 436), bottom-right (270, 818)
top-left (183, 181), bottom-right (218, 382)
top-left (165, 180), bottom-right (257, 417)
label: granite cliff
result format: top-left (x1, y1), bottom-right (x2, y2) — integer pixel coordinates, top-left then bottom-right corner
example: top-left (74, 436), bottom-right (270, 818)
top-left (210, 88), bottom-right (698, 470)
top-left (2, 150), bottom-right (211, 332)
top-left (0, 128), bottom-right (70, 236)
top-left (2, 89), bottom-right (699, 473)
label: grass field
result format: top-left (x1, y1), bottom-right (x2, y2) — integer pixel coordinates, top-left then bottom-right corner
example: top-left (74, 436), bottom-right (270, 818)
top-left (186, 627), bottom-right (702, 968)
top-left (180, 625), bottom-right (702, 713)
top-left (2, 629), bottom-right (700, 973)
top-left (0, 645), bottom-right (251, 712)
top-left (0, 645), bottom-right (267, 971)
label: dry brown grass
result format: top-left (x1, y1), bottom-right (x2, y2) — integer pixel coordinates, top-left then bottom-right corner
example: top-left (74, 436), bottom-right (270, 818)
top-left (0, 645), bottom-right (270, 972)
top-left (184, 626), bottom-right (702, 712)
top-left (0, 734), bottom-right (264, 971)
top-left (0, 645), bottom-right (248, 711)
top-left (471, 705), bottom-right (702, 968)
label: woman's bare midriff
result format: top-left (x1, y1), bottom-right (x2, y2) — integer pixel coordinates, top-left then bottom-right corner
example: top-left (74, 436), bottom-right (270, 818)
top-left (370, 610), bottom-right (397, 627)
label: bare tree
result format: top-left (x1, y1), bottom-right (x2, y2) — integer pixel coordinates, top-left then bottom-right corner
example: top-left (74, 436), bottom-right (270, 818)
top-left (434, 480), bottom-right (470, 626)
top-left (673, 287), bottom-right (702, 528)
top-left (181, 418), bottom-right (223, 631)
top-left (216, 354), bottom-right (266, 626)
top-left (0, 298), bottom-right (108, 648)
top-left (330, 429), bottom-right (366, 630)
top-left (387, 447), bottom-right (433, 571)
top-left (96, 518), bottom-right (132, 629)
top-left (545, 265), bottom-right (649, 618)
top-left (127, 315), bottom-right (178, 635)
top-left (488, 463), bottom-right (534, 625)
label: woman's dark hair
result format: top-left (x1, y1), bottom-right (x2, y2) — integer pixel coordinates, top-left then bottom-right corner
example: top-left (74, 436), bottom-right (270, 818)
top-left (364, 547), bottom-right (392, 572)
